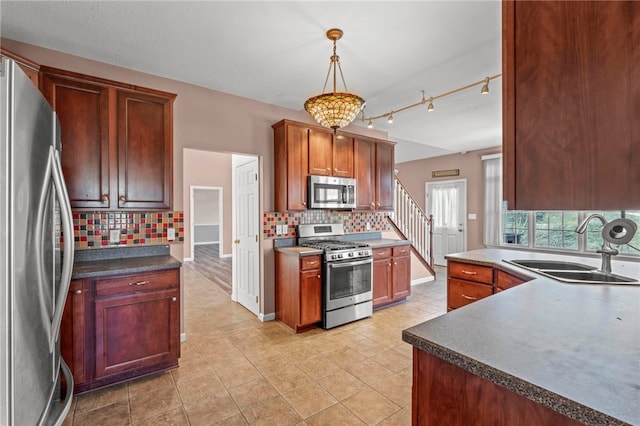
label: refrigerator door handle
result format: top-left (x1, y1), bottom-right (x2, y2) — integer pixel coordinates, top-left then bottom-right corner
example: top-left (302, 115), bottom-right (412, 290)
top-left (50, 147), bottom-right (74, 350)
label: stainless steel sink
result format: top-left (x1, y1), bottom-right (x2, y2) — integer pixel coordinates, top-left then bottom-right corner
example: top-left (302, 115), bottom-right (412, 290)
top-left (504, 259), bottom-right (640, 285)
top-left (507, 259), bottom-right (596, 271)
top-left (540, 270), bottom-right (638, 284)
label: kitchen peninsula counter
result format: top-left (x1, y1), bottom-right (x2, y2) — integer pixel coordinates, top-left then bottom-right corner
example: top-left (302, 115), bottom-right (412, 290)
top-left (403, 248), bottom-right (640, 426)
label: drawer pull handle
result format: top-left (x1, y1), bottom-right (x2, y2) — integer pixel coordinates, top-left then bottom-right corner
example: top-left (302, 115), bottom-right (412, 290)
top-left (172, 297), bottom-right (177, 302)
top-left (129, 280), bottom-right (149, 286)
top-left (307, 261), bottom-right (318, 265)
top-left (317, 275), bottom-right (321, 279)
top-left (74, 289), bottom-right (82, 295)
top-left (461, 270), bottom-right (477, 275)
top-left (461, 294), bottom-right (477, 301)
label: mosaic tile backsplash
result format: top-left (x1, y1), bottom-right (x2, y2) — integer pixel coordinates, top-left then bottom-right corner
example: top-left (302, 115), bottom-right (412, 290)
top-left (73, 211), bottom-right (184, 250)
top-left (263, 211), bottom-right (392, 239)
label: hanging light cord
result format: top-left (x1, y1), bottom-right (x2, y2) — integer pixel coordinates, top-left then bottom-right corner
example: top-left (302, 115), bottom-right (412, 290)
top-left (321, 37), bottom-right (350, 94)
top-left (362, 73), bottom-right (502, 123)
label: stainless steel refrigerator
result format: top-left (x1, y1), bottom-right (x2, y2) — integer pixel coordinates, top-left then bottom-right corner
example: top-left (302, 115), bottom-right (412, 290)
top-left (0, 57), bottom-right (75, 425)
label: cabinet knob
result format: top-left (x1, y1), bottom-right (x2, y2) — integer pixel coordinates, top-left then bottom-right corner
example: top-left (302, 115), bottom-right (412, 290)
top-left (172, 297), bottom-right (177, 302)
top-left (326, 167), bottom-right (330, 172)
top-left (74, 289), bottom-right (82, 295)
top-left (302, 201), bottom-right (306, 206)
top-left (371, 202), bottom-right (375, 207)
top-left (102, 194), bottom-right (109, 202)
top-left (119, 195), bottom-right (126, 202)
top-left (317, 275), bottom-right (321, 279)
top-left (334, 168), bottom-right (338, 172)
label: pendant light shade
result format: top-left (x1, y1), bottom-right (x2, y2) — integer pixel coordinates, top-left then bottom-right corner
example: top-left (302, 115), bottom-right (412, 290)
top-left (304, 29), bottom-right (365, 131)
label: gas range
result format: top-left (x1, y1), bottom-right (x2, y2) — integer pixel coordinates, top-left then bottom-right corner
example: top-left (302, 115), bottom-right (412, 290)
top-left (297, 224), bottom-right (372, 262)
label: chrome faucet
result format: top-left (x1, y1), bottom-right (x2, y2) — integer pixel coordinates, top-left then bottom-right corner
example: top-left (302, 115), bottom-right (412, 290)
top-left (575, 214), bottom-right (618, 273)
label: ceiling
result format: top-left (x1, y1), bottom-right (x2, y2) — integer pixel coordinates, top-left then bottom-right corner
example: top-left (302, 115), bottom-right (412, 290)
top-left (0, 1), bottom-right (503, 163)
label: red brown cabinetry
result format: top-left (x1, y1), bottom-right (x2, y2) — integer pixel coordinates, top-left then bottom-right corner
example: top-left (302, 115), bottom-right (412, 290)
top-left (308, 129), bottom-right (354, 178)
top-left (0, 48), bottom-right (40, 88)
top-left (372, 244), bottom-right (411, 309)
top-left (447, 259), bottom-right (532, 311)
top-left (60, 268), bottom-right (180, 393)
top-left (502, 1), bottom-right (639, 210)
top-left (275, 252), bottom-right (322, 332)
top-left (39, 67), bottom-right (175, 210)
top-left (354, 137), bottom-right (395, 211)
top-left (273, 120), bottom-right (309, 212)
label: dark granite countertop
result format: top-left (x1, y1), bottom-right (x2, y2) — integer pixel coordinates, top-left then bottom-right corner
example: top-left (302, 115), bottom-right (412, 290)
top-left (402, 248), bottom-right (640, 426)
top-left (72, 245), bottom-right (181, 279)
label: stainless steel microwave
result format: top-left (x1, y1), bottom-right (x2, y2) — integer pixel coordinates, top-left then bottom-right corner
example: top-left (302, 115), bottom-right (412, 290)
top-left (308, 175), bottom-right (356, 209)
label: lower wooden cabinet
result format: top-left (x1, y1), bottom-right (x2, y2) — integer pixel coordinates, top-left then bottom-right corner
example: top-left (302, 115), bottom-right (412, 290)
top-left (373, 244), bottom-right (411, 309)
top-left (275, 252), bottom-right (322, 332)
top-left (60, 279), bottom-right (89, 387)
top-left (61, 268), bottom-right (180, 394)
top-left (447, 260), bottom-right (532, 310)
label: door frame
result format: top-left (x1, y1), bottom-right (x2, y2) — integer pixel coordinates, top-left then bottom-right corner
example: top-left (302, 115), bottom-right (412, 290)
top-left (189, 186), bottom-right (223, 261)
top-left (426, 178), bottom-right (468, 265)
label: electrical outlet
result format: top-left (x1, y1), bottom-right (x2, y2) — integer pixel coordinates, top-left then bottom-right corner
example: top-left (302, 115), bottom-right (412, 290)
top-left (366, 222), bottom-right (371, 231)
top-left (167, 228), bottom-right (176, 241)
top-left (282, 224), bottom-right (288, 235)
top-left (109, 229), bottom-right (121, 243)
top-left (276, 225), bottom-right (283, 235)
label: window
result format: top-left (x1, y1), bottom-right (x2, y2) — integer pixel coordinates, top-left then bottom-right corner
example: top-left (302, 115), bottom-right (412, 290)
top-left (501, 210), bottom-right (640, 257)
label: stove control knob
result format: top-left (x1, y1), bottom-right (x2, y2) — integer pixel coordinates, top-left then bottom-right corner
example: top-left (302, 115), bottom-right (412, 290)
top-left (338, 254), bottom-right (343, 258)
top-left (349, 252), bottom-right (354, 257)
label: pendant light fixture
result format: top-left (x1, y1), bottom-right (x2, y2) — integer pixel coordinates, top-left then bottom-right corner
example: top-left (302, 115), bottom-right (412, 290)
top-left (304, 28), bottom-right (365, 132)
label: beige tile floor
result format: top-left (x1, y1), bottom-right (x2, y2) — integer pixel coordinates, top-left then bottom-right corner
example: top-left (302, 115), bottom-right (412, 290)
top-left (62, 265), bottom-right (447, 425)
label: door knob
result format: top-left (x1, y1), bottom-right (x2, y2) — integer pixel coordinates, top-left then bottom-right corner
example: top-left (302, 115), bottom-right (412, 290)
top-left (457, 223), bottom-right (464, 232)
top-left (234, 239), bottom-right (240, 244)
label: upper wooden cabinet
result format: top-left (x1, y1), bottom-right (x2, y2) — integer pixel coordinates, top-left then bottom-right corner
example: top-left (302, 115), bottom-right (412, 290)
top-left (273, 120), bottom-right (309, 211)
top-left (40, 67), bottom-right (175, 210)
top-left (502, 1), bottom-right (640, 210)
top-left (308, 129), bottom-right (354, 178)
top-left (273, 119), bottom-right (396, 212)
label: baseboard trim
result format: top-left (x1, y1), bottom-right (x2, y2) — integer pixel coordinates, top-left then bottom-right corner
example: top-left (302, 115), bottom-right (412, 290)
top-left (194, 241), bottom-right (219, 246)
top-left (183, 257), bottom-right (193, 262)
top-left (180, 332), bottom-right (187, 342)
top-left (259, 312), bottom-right (276, 322)
top-left (220, 253), bottom-right (232, 259)
top-left (412, 276), bottom-right (434, 286)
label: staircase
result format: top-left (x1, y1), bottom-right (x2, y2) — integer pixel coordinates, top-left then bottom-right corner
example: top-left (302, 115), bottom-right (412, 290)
top-left (389, 177), bottom-right (435, 275)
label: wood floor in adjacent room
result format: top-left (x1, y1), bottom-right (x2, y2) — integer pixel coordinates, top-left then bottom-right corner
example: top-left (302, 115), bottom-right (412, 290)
top-left (62, 253), bottom-right (447, 425)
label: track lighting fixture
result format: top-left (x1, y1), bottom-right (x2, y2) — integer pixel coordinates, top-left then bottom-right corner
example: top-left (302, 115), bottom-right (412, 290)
top-left (361, 74), bottom-right (501, 126)
top-left (480, 77), bottom-right (490, 94)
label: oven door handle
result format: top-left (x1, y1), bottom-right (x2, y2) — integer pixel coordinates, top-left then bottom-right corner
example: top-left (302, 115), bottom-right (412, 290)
top-left (327, 258), bottom-right (372, 269)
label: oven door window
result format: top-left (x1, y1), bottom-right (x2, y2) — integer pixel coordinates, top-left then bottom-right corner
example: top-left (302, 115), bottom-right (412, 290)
top-left (328, 261), bottom-right (372, 300)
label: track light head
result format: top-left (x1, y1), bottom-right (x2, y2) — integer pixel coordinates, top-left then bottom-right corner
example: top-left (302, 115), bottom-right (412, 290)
top-left (387, 114), bottom-right (394, 124)
top-left (427, 97), bottom-right (434, 112)
top-left (480, 77), bottom-right (490, 94)
top-left (367, 120), bottom-right (373, 128)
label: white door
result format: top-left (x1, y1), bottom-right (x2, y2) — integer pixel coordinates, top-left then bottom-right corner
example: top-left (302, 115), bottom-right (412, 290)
top-left (233, 157), bottom-right (260, 315)
top-left (426, 179), bottom-right (467, 266)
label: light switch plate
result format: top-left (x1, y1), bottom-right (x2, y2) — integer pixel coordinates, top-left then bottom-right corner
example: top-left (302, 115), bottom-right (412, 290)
top-left (282, 224), bottom-right (288, 235)
top-left (167, 228), bottom-right (176, 241)
top-left (109, 229), bottom-right (120, 243)
top-left (276, 225), bottom-right (283, 235)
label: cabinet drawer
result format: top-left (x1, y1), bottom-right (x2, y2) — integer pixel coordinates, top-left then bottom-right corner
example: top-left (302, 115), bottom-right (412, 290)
top-left (300, 255), bottom-right (322, 271)
top-left (393, 245), bottom-right (411, 257)
top-left (496, 269), bottom-right (529, 290)
top-left (373, 247), bottom-right (392, 259)
top-left (448, 261), bottom-right (493, 285)
top-left (448, 278), bottom-right (493, 309)
top-left (95, 269), bottom-right (179, 297)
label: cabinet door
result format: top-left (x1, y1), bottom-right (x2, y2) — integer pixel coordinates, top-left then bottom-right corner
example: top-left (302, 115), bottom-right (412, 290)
top-left (503, 1), bottom-right (640, 210)
top-left (299, 269), bottom-right (322, 326)
top-left (94, 288), bottom-right (179, 378)
top-left (354, 138), bottom-right (376, 210)
top-left (117, 90), bottom-right (173, 209)
top-left (373, 257), bottom-right (393, 307)
top-left (376, 143), bottom-right (395, 210)
top-left (286, 124), bottom-right (309, 211)
top-left (333, 136), bottom-right (354, 178)
top-left (392, 249), bottom-right (411, 300)
top-left (60, 280), bottom-right (89, 386)
top-left (308, 129), bottom-right (333, 176)
top-left (496, 269), bottom-right (529, 291)
top-left (40, 72), bottom-right (112, 209)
